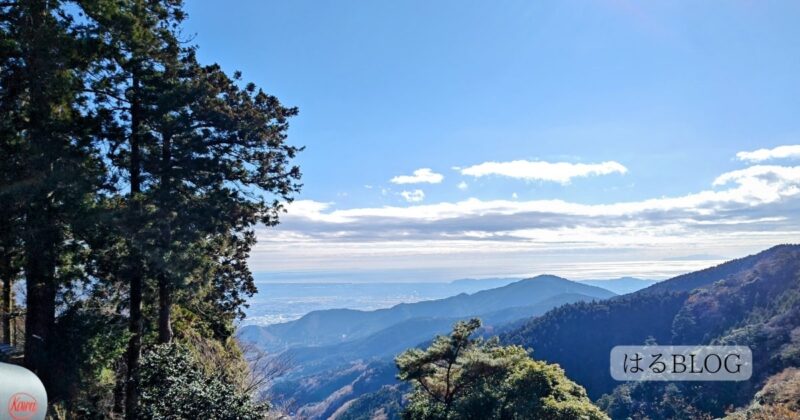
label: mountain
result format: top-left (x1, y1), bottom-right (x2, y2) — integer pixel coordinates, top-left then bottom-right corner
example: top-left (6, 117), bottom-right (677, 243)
top-left (239, 275), bottom-right (616, 352)
top-left (449, 276), bottom-right (657, 295)
top-left (269, 360), bottom-right (399, 420)
top-left (267, 293), bottom-right (607, 418)
top-left (333, 384), bottom-right (406, 420)
top-left (502, 244), bottom-right (800, 418)
top-left (577, 277), bottom-right (657, 294)
top-left (251, 276), bottom-right (617, 418)
top-left (282, 292), bottom-right (602, 377)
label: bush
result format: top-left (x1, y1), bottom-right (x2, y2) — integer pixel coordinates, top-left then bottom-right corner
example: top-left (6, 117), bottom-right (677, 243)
top-left (138, 343), bottom-right (268, 419)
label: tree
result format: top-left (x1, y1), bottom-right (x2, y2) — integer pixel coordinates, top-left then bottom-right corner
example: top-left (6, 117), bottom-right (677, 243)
top-left (142, 50), bottom-right (301, 345)
top-left (0, 111), bottom-right (22, 346)
top-left (0, 14), bottom-right (23, 343)
top-left (0, 0), bottom-right (105, 389)
top-left (77, 0), bottom-right (185, 414)
top-left (396, 319), bottom-right (608, 420)
top-left (1, 0), bottom-right (300, 415)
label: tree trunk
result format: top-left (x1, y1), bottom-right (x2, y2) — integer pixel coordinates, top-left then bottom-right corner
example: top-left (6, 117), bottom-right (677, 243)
top-left (157, 277), bottom-right (172, 344)
top-left (20, 0), bottom-right (59, 390)
top-left (1, 258), bottom-right (12, 345)
top-left (22, 218), bottom-right (58, 384)
top-left (157, 132), bottom-right (173, 344)
top-left (125, 74), bottom-right (144, 420)
top-left (125, 264), bottom-right (143, 419)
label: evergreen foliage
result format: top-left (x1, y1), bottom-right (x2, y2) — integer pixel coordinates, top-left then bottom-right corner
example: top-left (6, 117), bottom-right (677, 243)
top-left (505, 245), bottom-right (800, 419)
top-left (138, 343), bottom-right (269, 419)
top-left (396, 319), bottom-right (608, 420)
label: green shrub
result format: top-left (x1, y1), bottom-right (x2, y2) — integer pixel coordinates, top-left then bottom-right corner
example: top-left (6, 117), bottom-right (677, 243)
top-left (138, 343), bottom-right (268, 419)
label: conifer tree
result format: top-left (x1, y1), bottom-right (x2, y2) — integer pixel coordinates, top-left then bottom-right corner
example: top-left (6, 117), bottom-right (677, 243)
top-left (397, 319), bottom-right (609, 420)
top-left (77, 0), bottom-right (184, 414)
top-left (145, 51), bottom-right (301, 344)
top-left (0, 0), bottom-right (104, 389)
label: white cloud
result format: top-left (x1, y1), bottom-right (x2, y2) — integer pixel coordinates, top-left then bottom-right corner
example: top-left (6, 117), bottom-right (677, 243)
top-left (460, 160), bottom-right (628, 184)
top-left (512, 192), bottom-right (518, 199)
top-left (457, 181), bottom-right (468, 190)
top-left (256, 163), bottom-right (800, 281)
top-left (282, 165), bottom-right (800, 224)
top-left (400, 189), bottom-right (425, 203)
top-left (736, 145), bottom-right (800, 162)
top-left (390, 168), bottom-right (444, 184)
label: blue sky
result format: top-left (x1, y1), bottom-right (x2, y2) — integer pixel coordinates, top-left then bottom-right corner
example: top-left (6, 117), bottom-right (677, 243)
top-left (184, 1), bottom-right (800, 282)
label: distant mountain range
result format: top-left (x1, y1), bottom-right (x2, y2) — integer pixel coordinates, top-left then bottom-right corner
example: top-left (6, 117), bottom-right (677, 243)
top-left (449, 276), bottom-right (658, 295)
top-left (239, 275), bottom-right (616, 353)
top-left (241, 275), bottom-right (618, 417)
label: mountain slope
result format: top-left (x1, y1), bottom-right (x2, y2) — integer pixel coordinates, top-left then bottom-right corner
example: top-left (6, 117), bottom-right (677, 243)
top-left (639, 245), bottom-right (793, 294)
top-left (283, 292), bottom-right (603, 377)
top-left (240, 275), bottom-right (615, 352)
top-left (503, 244), bottom-right (800, 417)
top-left (258, 278), bottom-right (617, 419)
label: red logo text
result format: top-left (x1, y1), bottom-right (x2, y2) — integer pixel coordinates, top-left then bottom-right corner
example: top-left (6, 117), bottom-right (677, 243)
top-left (7, 393), bottom-right (38, 420)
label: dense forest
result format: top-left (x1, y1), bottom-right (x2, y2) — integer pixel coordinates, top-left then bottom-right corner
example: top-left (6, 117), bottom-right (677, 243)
top-left (1, 0), bottom-right (301, 417)
top-left (502, 244), bottom-right (800, 419)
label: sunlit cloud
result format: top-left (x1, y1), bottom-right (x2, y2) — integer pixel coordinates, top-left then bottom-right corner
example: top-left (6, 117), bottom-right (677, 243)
top-left (400, 189), bottom-right (425, 203)
top-left (284, 164), bottom-right (800, 224)
top-left (460, 160), bottom-right (628, 184)
top-left (251, 162), bottom-right (800, 281)
top-left (736, 144), bottom-right (800, 162)
top-left (390, 168), bottom-right (444, 184)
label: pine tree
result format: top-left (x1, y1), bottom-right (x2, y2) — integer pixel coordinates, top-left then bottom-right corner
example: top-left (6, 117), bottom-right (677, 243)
top-left (396, 319), bottom-right (609, 420)
top-left (80, 1), bottom-right (301, 414)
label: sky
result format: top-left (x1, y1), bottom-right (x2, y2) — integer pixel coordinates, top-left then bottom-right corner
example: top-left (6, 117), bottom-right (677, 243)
top-left (183, 1), bottom-right (800, 282)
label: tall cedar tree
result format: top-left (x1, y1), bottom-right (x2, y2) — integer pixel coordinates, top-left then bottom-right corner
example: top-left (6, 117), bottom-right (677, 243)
top-left (146, 50), bottom-right (301, 345)
top-left (81, 0), bottom-right (301, 415)
top-left (77, 0), bottom-right (184, 416)
top-left (0, 0), bottom-right (104, 390)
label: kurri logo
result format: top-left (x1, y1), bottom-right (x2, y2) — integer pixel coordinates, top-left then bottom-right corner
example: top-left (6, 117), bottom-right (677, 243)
top-left (7, 393), bottom-right (38, 420)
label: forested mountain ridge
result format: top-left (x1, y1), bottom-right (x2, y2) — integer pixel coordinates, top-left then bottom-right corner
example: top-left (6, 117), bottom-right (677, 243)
top-left (502, 244), bottom-right (800, 418)
top-left (639, 244), bottom-right (795, 294)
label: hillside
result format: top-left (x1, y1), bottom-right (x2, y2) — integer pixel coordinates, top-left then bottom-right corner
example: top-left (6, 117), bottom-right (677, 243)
top-left (283, 292), bottom-right (601, 377)
top-left (240, 275), bottom-right (615, 352)
top-left (640, 245), bottom-right (794, 294)
top-left (253, 277), bottom-right (616, 418)
top-left (502, 244), bottom-right (800, 418)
